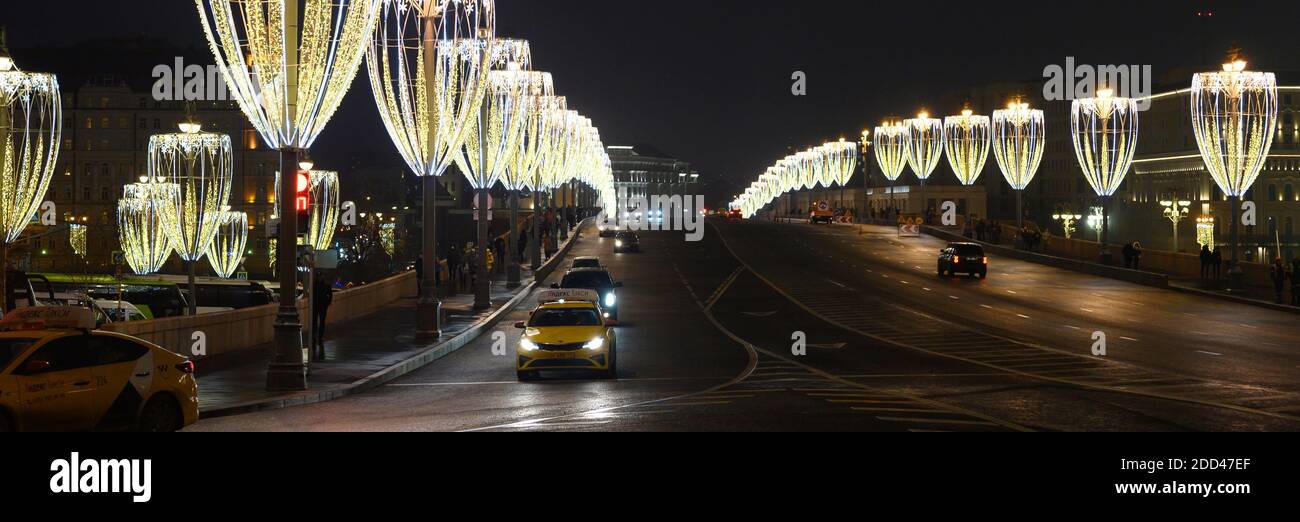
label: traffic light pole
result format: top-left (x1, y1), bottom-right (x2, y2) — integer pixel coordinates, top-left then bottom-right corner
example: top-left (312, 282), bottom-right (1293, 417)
top-left (267, 147), bottom-right (308, 391)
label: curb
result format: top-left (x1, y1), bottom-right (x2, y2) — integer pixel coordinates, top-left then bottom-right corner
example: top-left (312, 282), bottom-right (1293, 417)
top-left (1166, 283), bottom-right (1300, 315)
top-left (200, 219), bottom-right (594, 419)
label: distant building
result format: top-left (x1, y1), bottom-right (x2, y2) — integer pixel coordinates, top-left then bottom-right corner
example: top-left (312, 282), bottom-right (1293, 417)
top-left (607, 145), bottom-right (699, 211)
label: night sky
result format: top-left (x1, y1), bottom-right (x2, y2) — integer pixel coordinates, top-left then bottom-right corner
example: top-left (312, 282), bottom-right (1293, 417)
top-left (3, 0), bottom-right (1297, 201)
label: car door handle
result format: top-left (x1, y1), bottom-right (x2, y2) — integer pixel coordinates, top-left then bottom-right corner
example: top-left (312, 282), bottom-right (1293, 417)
top-left (73, 381), bottom-right (92, 387)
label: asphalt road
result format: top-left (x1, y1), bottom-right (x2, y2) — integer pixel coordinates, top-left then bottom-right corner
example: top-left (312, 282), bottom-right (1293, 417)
top-left (188, 220), bottom-right (1300, 431)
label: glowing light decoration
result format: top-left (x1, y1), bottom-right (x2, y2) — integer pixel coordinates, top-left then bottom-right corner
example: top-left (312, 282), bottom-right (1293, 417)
top-left (197, 0), bottom-right (382, 150)
top-left (365, 0), bottom-right (496, 336)
top-left (503, 72), bottom-right (554, 192)
top-left (992, 102), bottom-right (1046, 235)
top-left (118, 180), bottom-right (178, 276)
top-left (1196, 216), bottom-right (1216, 252)
top-left (874, 121), bottom-right (910, 183)
top-left (1071, 89), bottom-right (1140, 260)
top-left (380, 223), bottom-right (397, 257)
top-left (68, 224), bottom-right (87, 258)
top-left (150, 128), bottom-right (233, 262)
top-left (1191, 59), bottom-right (1277, 271)
top-left (944, 110), bottom-right (990, 186)
top-left (456, 39), bottom-right (531, 191)
top-left (0, 57), bottom-right (61, 306)
top-left (207, 207), bottom-right (248, 279)
top-left (307, 170), bottom-right (340, 250)
top-left (905, 113), bottom-right (944, 181)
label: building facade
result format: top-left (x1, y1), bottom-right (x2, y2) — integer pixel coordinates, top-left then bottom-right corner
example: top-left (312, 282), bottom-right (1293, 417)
top-left (607, 145), bottom-right (700, 212)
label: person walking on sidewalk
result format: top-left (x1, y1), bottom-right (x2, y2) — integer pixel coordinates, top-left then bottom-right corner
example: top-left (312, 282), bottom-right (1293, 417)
top-left (1199, 246), bottom-right (1212, 281)
top-left (1270, 257), bottom-right (1287, 304)
top-left (1290, 258), bottom-right (1300, 306)
top-left (1212, 248), bottom-right (1223, 280)
top-left (312, 273), bottom-right (334, 360)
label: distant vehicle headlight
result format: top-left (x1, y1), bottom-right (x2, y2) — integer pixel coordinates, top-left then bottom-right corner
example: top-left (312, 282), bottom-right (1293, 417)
top-left (615, 240), bottom-right (624, 248)
top-left (605, 293), bottom-right (617, 307)
top-left (519, 338), bottom-right (540, 352)
top-left (584, 338), bottom-right (605, 351)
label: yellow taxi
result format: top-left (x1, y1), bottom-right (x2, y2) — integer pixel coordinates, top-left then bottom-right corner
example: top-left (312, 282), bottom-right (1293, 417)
top-left (0, 307), bottom-right (199, 432)
top-left (515, 289), bottom-right (618, 381)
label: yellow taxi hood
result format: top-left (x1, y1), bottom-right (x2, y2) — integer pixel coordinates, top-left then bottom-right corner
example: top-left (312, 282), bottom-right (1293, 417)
top-left (525, 326), bottom-right (606, 344)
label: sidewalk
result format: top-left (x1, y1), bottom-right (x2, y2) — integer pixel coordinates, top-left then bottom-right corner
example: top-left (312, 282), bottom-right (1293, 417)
top-left (195, 222), bottom-right (590, 417)
top-left (1166, 276), bottom-right (1300, 314)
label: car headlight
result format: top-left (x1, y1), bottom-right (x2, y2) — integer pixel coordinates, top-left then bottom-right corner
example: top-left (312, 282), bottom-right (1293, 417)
top-left (615, 240), bottom-right (623, 248)
top-left (604, 293), bottom-right (617, 307)
top-left (519, 338), bottom-right (539, 352)
top-left (584, 338), bottom-right (605, 350)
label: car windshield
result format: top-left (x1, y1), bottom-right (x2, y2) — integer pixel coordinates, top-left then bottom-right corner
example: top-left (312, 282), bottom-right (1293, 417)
top-left (0, 338), bottom-right (38, 370)
top-left (561, 272), bottom-right (614, 289)
top-left (953, 245), bottom-right (985, 257)
top-left (530, 308), bottom-right (602, 327)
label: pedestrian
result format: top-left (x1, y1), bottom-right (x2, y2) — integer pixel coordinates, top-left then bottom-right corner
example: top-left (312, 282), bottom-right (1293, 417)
top-left (1212, 249), bottom-right (1223, 280)
top-left (1122, 242), bottom-right (1135, 268)
top-left (1290, 258), bottom-right (1300, 306)
top-left (414, 254), bottom-right (424, 296)
top-left (517, 229), bottom-right (528, 262)
top-left (312, 272), bottom-right (333, 360)
top-left (1132, 241), bottom-right (1143, 270)
top-left (1270, 257), bottom-right (1287, 304)
top-left (448, 245), bottom-right (462, 294)
top-left (1199, 246), bottom-right (1212, 281)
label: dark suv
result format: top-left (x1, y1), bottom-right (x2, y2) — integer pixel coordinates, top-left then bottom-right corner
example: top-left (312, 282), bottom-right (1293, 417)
top-left (938, 243), bottom-right (988, 279)
top-left (552, 268), bottom-right (624, 319)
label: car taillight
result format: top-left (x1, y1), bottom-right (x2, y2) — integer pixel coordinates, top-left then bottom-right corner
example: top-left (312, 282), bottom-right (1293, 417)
top-left (983, 257), bottom-right (989, 264)
top-left (954, 256), bottom-right (961, 264)
top-left (176, 360), bottom-right (195, 374)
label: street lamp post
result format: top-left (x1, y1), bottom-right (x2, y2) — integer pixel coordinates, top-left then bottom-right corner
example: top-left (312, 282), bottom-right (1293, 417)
top-left (1071, 89), bottom-right (1140, 266)
top-left (1191, 58), bottom-right (1277, 290)
top-left (905, 112), bottom-right (944, 224)
top-left (1053, 212), bottom-right (1083, 239)
top-left (1161, 198), bottom-right (1192, 252)
top-left (0, 54), bottom-right (61, 313)
top-left (198, 0), bottom-right (381, 391)
top-left (365, 0), bottom-right (496, 339)
top-left (860, 130), bottom-right (872, 224)
top-left (992, 101), bottom-right (1046, 248)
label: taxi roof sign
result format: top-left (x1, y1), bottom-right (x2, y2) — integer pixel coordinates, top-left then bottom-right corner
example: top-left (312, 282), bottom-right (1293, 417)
top-left (537, 289), bottom-right (601, 305)
top-left (0, 306), bottom-right (97, 332)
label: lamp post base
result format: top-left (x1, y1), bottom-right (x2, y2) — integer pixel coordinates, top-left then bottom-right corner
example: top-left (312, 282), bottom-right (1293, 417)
top-left (266, 311), bottom-right (307, 391)
top-left (507, 265), bottom-right (522, 289)
top-left (416, 297), bottom-right (442, 341)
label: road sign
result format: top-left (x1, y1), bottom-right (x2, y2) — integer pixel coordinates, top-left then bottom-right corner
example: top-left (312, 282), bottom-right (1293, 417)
top-left (898, 214), bottom-right (923, 238)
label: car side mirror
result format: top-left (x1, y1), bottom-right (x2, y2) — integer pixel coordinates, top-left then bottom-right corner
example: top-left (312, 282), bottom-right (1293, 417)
top-left (514, 321), bottom-right (527, 329)
top-left (21, 359), bottom-right (52, 375)
top-left (605, 319), bottom-right (619, 327)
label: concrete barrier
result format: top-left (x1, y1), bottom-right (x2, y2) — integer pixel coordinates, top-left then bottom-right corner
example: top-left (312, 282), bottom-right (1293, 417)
top-left (104, 271), bottom-right (416, 360)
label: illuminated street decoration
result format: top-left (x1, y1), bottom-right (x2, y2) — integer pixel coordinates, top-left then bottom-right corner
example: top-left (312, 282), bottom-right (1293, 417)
top-left (380, 223), bottom-right (397, 257)
top-left (874, 121), bottom-right (909, 213)
top-left (944, 110), bottom-right (990, 186)
top-left (207, 207), bottom-right (248, 279)
top-left (905, 112), bottom-right (944, 218)
top-left (198, 0), bottom-right (383, 388)
top-left (149, 125), bottom-right (233, 315)
top-left (1196, 216), bottom-right (1216, 252)
top-left (365, 0), bottom-right (496, 338)
top-left (1191, 59), bottom-right (1277, 277)
top-left (0, 56), bottom-right (61, 308)
top-left (828, 140), bottom-right (858, 187)
top-left (992, 102), bottom-right (1045, 236)
top-left (68, 224), bottom-right (87, 258)
top-left (118, 179), bottom-right (178, 276)
top-left (1071, 89), bottom-right (1139, 261)
top-left (307, 170), bottom-right (340, 250)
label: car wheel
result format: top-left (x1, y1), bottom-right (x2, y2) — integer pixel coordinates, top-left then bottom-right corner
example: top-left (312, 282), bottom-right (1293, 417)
top-left (517, 371), bottom-right (540, 382)
top-left (137, 395), bottom-right (182, 433)
top-left (605, 349), bottom-right (618, 380)
top-left (978, 271), bottom-right (988, 280)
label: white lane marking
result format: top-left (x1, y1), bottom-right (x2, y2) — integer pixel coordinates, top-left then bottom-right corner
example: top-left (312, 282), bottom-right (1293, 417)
top-left (1197, 350), bottom-right (1224, 357)
top-left (980, 305), bottom-right (994, 310)
top-left (1064, 325), bottom-right (1083, 331)
top-left (391, 376), bottom-right (727, 387)
top-left (827, 279), bottom-right (849, 289)
top-left (1006, 290), bottom-right (1018, 295)
top-left (1016, 314), bottom-right (1031, 319)
top-left (1120, 337), bottom-right (1140, 342)
top-left (923, 287), bottom-right (933, 292)
top-left (1080, 308), bottom-right (1095, 313)
top-left (949, 295), bottom-right (960, 300)
top-left (1239, 324), bottom-right (1258, 329)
